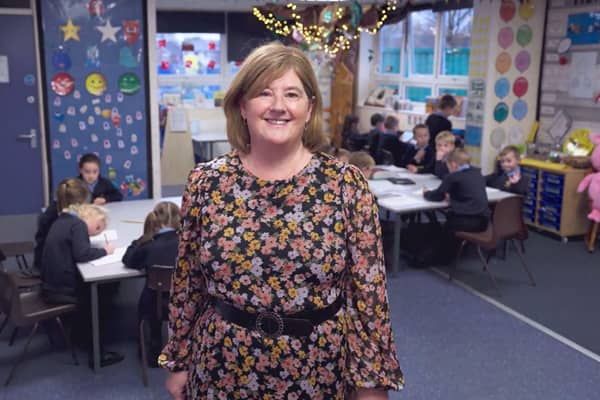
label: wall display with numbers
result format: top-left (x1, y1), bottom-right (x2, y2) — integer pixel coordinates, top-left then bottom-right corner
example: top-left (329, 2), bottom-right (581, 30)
top-left (538, 1), bottom-right (600, 148)
top-left (38, 0), bottom-right (151, 199)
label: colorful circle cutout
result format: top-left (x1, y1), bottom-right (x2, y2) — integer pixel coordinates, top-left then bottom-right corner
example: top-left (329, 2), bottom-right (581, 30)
top-left (500, 0), bottom-right (516, 22)
top-left (118, 73), bottom-right (141, 95)
top-left (517, 25), bottom-right (533, 46)
top-left (513, 76), bottom-right (528, 97)
top-left (498, 27), bottom-right (514, 49)
top-left (85, 72), bottom-right (107, 96)
top-left (495, 78), bottom-right (510, 99)
top-left (494, 102), bottom-right (509, 123)
top-left (512, 100), bottom-right (528, 121)
top-left (496, 52), bottom-right (512, 74)
top-left (51, 72), bottom-right (74, 96)
top-left (515, 50), bottom-right (531, 73)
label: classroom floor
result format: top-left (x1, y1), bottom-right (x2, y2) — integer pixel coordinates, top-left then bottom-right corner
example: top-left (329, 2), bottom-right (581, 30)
top-left (1, 230), bottom-right (599, 399)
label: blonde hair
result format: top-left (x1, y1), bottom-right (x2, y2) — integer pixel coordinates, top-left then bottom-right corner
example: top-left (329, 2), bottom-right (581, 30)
top-left (68, 204), bottom-right (108, 225)
top-left (499, 145), bottom-right (520, 160)
top-left (223, 41), bottom-right (327, 153)
top-left (348, 151), bottom-right (375, 170)
top-left (447, 148), bottom-right (471, 166)
top-left (56, 178), bottom-right (90, 212)
top-left (435, 131), bottom-right (456, 145)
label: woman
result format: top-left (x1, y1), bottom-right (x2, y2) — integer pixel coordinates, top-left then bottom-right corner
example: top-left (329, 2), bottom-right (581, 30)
top-left (160, 42), bottom-right (403, 399)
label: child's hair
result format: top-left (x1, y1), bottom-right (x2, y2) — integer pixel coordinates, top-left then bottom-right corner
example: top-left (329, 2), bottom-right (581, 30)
top-left (56, 178), bottom-right (91, 211)
top-left (370, 113), bottom-right (384, 127)
top-left (447, 148), bottom-right (471, 166)
top-left (68, 204), bottom-right (108, 225)
top-left (499, 145), bottom-right (521, 160)
top-left (138, 212), bottom-right (160, 244)
top-left (383, 115), bottom-right (399, 131)
top-left (152, 201), bottom-right (180, 230)
top-left (79, 153), bottom-right (101, 169)
top-left (439, 94), bottom-right (457, 110)
top-left (413, 123), bottom-right (428, 134)
top-left (336, 148), bottom-right (351, 161)
top-left (435, 130), bottom-right (456, 145)
top-left (348, 151), bottom-right (375, 171)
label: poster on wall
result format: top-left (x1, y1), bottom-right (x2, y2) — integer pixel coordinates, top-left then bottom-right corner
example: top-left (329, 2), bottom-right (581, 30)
top-left (38, 0), bottom-right (151, 199)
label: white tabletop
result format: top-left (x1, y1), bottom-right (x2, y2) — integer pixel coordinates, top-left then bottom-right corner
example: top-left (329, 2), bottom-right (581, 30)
top-left (191, 131), bottom-right (228, 143)
top-left (77, 196), bottom-right (182, 283)
top-left (369, 170), bottom-right (516, 214)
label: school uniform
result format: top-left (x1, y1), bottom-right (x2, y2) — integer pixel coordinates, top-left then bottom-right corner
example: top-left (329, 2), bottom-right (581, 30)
top-left (376, 131), bottom-right (409, 166)
top-left (403, 144), bottom-right (435, 172)
top-left (80, 175), bottom-right (123, 202)
top-left (433, 159), bottom-right (450, 179)
top-left (33, 201), bottom-right (59, 272)
top-left (485, 167), bottom-right (528, 195)
top-left (122, 228), bottom-right (178, 366)
top-left (424, 165), bottom-right (490, 232)
top-left (425, 112), bottom-right (452, 146)
top-left (367, 128), bottom-right (383, 161)
top-left (41, 213), bottom-right (107, 300)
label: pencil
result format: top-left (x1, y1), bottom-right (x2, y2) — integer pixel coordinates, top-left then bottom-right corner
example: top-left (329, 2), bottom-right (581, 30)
top-left (104, 233), bottom-right (109, 245)
top-left (121, 219), bottom-right (144, 224)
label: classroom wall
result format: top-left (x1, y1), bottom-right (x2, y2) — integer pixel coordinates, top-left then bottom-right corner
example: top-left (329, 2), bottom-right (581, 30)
top-left (465, 0), bottom-right (547, 173)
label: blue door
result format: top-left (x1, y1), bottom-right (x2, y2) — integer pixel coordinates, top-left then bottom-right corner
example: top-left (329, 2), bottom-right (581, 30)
top-left (0, 13), bottom-right (44, 215)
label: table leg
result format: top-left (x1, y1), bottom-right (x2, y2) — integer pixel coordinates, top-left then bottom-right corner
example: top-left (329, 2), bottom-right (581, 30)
top-left (392, 214), bottom-right (402, 276)
top-left (91, 282), bottom-right (101, 372)
top-left (209, 142), bottom-right (214, 160)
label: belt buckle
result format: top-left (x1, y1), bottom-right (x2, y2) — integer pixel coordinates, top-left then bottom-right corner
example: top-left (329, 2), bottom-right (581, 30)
top-left (255, 311), bottom-right (284, 338)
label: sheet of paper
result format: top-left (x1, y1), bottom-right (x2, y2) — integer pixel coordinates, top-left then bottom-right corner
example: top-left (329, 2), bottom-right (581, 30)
top-left (0, 55), bottom-right (9, 83)
top-left (169, 108), bottom-right (188, 132)
top-left (89, 246), bottom-right (127, 266)
top-left (568, 52), bottom-right (597, 99)
top-left (90, 229), bottom-right (118, 248)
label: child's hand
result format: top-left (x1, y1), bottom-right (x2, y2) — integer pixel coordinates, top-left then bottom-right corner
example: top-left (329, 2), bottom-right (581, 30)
top-left (436, 150), bottom-right (446, 161)
top-left (407, 165), bottom-right (418, 173)
top-left (508, 172), bottom-right (521, 184)
top-left (94, 197), bottom-right (107, 205)
top-left (104, 243), bottom-right (115, 255)
top-left (414, 149), bottom-right (425, 162)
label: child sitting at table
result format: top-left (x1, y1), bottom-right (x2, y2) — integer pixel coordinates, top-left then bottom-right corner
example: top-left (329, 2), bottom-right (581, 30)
top-left (485, 145), bottom-right (528, 195)
top-left (34, 178), bottom-right (90, 275)
top-left (348, 151), bottom-right (376, 179)
top-left (78, 153), bottom-right (123, 205)
top-left (433, 131), bottom-right (456, 179)
top-left (41, 203), bottom-right (124, 367)
top-left (122, 201), bottom-right (180, 367)
top-left (405, 124), bottom-right (435, 173)
top-left (423, 148), bottom-right (489, 264)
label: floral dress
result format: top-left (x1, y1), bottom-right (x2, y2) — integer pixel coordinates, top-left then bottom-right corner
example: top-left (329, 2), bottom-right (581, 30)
top-left (159, 151), bottom-right (404, 399)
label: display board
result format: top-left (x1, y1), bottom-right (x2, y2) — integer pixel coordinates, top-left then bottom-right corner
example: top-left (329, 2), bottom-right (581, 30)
top-left (538, 1), bottom-right (600, 146)
top-left (38, 0), bottom-right (151, 199)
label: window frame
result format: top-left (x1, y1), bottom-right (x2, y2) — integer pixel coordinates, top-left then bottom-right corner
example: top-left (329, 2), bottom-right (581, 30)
top-left (373, 8), bottom-right (471, 104)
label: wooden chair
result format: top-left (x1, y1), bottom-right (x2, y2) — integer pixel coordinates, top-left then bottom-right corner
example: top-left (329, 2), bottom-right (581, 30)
top-left (139, 265), bottom-right (173, 386)
top-left (451, 196), bottom-right (536, 296)
top-left (0, 269), bottom-right (79, 386)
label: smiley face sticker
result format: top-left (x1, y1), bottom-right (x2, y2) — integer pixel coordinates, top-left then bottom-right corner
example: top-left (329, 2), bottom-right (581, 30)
top-left (118, 72), bottom-right (140, 95)
top-left (85, 72), bottom-right (107, 96)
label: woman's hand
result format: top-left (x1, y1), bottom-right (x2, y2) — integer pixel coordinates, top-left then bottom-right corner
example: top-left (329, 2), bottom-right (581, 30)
top-left (166, 371), bottom-right (188, 400)
top-left (355, 388), bottom-right (389, 400)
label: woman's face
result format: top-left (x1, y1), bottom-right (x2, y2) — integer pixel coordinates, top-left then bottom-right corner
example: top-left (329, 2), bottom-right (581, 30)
top-left (240, 69), bottom-right (313, 149)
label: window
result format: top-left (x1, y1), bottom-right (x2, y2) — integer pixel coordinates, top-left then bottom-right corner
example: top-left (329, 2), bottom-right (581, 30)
top-left (373, 8), bottom-right (472, 104)
top-left (409, 10), bottom-right (436, 76)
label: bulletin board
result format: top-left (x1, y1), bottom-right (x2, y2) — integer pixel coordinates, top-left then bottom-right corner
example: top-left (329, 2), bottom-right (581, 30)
top-left (538, 1), bottom-right (600, 147)
top-left (38, 0), bottom-right (151, 199)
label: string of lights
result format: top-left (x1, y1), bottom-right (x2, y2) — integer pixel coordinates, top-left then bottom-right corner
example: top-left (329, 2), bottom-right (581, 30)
top-left (252, 1), bottom-right (398, 56)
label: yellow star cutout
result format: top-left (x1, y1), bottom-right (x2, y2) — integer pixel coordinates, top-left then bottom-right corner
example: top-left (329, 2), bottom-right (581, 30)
top-left (60, 18), bottom-right (80, 42)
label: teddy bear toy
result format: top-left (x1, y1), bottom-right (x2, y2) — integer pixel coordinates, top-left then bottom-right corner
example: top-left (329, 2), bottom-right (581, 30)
top-left (577, 133), bottom-right (600, 222)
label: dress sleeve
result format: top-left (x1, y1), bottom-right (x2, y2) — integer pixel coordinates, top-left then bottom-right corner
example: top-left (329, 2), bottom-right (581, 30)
top-left (341, 166), bottom-right (404, 391)
top-left (158, 169), bottom-right (208, 372)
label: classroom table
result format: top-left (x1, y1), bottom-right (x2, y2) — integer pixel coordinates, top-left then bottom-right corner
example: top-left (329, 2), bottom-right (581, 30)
top-left (368, 166), bottom-right (517, 275)
top-left (191, 131), bottom-right (229, 160)
top-left (77, 196), bottom-right (181, 372)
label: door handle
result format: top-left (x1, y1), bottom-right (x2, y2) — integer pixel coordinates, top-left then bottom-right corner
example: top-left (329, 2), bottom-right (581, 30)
top-left (16, 129), bottom-right (37, 148)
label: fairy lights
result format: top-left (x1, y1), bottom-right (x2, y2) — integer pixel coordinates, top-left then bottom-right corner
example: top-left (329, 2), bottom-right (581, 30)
top-left (253, 1), bottom-right (398, 56)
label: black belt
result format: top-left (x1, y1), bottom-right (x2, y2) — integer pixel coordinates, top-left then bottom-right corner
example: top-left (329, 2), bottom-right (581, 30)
top-left (211, 296), bottom-right (343, 337)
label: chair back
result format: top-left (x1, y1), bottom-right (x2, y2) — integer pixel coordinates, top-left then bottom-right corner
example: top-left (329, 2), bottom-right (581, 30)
top-left (0, 269), bottom-right (19, 319)
top-left (147, 265), bottom-right (174, 321)
top-left (492, 196), bottom-right (525, 240)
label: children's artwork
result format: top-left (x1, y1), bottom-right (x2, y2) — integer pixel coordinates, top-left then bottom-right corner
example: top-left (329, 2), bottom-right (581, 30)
top-left (493, 102), bottom-right (509, 123)
top-left (499, 0), bottom-right (516, 23)
top-left (512, 99), bottom-right (528, 121)
top-left (557, 38), bottom-right (571, 54)
top-left (518, 2), bottom-right (535, 21)
top-left (568, 51), bottom-right (596, 98)
top-left (495, 52), bottom-right (511, 74)
top-left (513, 76), bottom-right (528, 97)
top-left (494, 77), bottom-right (510, 99)
top-left (567, 12), bottom-right (600, 45)
top-left (498, 27), bottom-right (514, 49)
top-left (516, 24), bottom-right (532, 47)
top-left (465, 125), bottom-right (483, 146)
top-left (515, 50), bottom-right (531, 73)
top-left (40, 0), bottom-right (150, 200)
